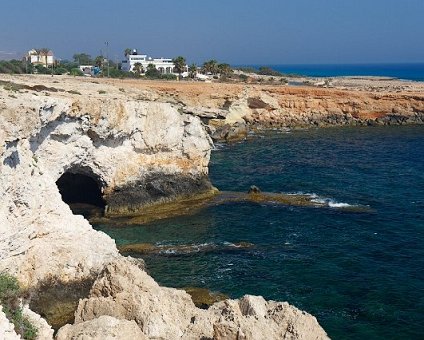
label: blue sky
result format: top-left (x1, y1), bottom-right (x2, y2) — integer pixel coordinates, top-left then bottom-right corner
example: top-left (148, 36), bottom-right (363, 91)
top-left (0, 0), bottom-right (423, 64)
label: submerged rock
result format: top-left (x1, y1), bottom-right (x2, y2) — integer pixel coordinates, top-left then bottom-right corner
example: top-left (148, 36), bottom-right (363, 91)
top-left (118, 241), bottom-right (254, 256)
top-left (248, 185), bottom-right (261, 194)
top-left (211, 121), bottom-right (248, 142)
top-left (182, 287), bottom-right (229, 309)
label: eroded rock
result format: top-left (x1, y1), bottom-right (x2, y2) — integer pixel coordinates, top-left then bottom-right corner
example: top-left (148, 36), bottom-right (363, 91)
top-left (56, 315), bottom-right (146, 340)
top-left (74, 258), bottom-right (329, 340)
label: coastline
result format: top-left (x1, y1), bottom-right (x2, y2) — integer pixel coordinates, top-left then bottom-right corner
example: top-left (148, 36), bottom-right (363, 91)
top-left (1, 73), bottom-right (423, 338)
top-left (0, 74), bottom-right (331, 339)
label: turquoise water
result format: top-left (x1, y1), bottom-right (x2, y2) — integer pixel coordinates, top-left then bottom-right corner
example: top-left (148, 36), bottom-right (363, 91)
top-left (245, 63), bottom-right (424, 81)
top-left (95, 126), bottom-right (424, 339)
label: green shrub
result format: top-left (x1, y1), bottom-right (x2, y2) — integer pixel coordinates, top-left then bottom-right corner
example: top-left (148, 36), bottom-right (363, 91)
top-left (34, 64), bottom-right (51, 75)
top-left (54, 67), bottom-right (68, 75)
top-left (145, 67), bottom-right (161, 79)
top-left (235, 67), bottom-right (258, 74)
top-left (1, 81), bottom-right (25, 92)
top-left (160, 73), bottom-right (177, 80)
top-left (0, 273), bottom-right (38, 340)
top-left (238, 74), bottom-right (249, 81)
top-left (258, 67), bottom-right (282, 76)
top-left (0, 273), bottom-right (20, 302)
top-left (70, 68), bottom-right (84, 76)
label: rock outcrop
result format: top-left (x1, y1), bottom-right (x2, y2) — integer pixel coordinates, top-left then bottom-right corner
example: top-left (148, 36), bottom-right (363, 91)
top-left (73, 258), bottom-right (329, 339)
top-left (56, 315), bottom-right (147, 340)
top-left (0, 75), bottom-right (212, 289)
top-left (127, 78), bottom-right (424, 141)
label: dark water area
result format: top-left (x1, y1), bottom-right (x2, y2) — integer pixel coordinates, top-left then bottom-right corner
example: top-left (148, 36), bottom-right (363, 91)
top-left (95, 126), bottom-right (424, 339)
top-left (243, 63), bottom-right (424, 81)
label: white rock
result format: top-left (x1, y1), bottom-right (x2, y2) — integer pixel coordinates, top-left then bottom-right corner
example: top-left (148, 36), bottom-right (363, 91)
top-left (56, 315), bottom-right (146, 340)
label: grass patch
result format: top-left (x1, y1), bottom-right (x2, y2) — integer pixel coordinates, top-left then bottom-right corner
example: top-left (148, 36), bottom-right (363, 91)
top-left (0, 273), bottom-right (38, 340)
top-left (0, 80), bottom-right (25, 92)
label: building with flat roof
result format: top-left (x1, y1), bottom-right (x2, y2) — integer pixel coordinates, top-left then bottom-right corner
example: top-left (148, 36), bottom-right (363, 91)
top-left (121, 49), bottom-right (185, 74)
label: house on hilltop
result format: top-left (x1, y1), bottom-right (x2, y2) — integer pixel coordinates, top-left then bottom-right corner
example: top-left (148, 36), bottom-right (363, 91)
top-left (26, 49), bottom-right (54, 67)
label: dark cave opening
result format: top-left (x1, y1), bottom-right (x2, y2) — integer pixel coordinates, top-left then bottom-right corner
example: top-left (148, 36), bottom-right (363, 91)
top-left (56, 171), bottom-right (106, 216)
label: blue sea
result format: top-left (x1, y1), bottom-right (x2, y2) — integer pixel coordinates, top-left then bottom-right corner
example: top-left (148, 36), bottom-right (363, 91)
top-left (95, 126), bottom-right (424, 339)
top-left (246, 63), bottom-right (424, 81)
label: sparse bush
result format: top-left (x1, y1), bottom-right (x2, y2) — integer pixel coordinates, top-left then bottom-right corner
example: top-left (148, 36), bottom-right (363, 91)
top-left (235, 67), bottom-right (258, 74)
top-left (160, 73), bottom-right (177, 80)
top-left (0, 60), bottom-right (32, 74)
top-left (119, 88), bottom-right (125, 92)
top-left (0, 273), bottom-right (20, 302)
top-left (34, 64), bottom-right (51, 75)
top-left (70, 68), bottom-right (84, 76)
top-left (145, 66), bottom-right (161, 79)
top-left (0, 273), bottom-right (38, 340)
top-left (68, 90), bottom-right (81, 95)
top-left (98, 90), bottom-right (106, 94)
top-left (1, 81), bottom-right (25, 92)
top-left (53, 67), bottom-right (68, 75)
top-left (238, 74), bottom-right (249, 81)
top-left (258, 67), bottom-right (282, 76)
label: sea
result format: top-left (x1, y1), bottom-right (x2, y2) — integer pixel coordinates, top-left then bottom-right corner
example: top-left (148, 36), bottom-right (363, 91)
top-left (244, 63), bottom-right (424, 82)
top-left (94, 126), bottom-right (424, 339)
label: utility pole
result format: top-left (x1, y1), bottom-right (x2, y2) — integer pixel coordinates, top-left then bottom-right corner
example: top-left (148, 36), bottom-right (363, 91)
top-left (105, 41), bottom-right (109, 77)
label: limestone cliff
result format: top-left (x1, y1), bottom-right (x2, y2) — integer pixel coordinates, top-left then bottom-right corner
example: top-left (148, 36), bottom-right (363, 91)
top-left (0, 74), bottom-right (333, 339)
top-left (0, 75), bottom-right (212, 289)
top-left (132, 78), bottom-right (424, 141)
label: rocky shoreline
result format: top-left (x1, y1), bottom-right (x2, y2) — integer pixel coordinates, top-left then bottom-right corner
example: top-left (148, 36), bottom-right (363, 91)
top-left (1, 73), bottom-right (422, 339)
top-left (0, 74), bottom-right (331, 339)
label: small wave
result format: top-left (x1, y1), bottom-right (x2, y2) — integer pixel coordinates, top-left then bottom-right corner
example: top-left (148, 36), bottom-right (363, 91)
top-left (311, 196), bottom-right (354, 208)
top-left (123, 241), bottom-right (256, 256)
top-left (213, 143), bottom-right (225, 150)
top-left (285, 192), bottom-right (318, 198)
top-left (328, 201), bottom-right (353, 208)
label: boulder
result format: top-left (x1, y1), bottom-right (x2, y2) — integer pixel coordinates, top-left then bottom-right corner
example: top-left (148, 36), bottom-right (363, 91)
top-left (56, 315), bottom-right (146, 340)
top-left (74, 258), bottom-right (329, 340)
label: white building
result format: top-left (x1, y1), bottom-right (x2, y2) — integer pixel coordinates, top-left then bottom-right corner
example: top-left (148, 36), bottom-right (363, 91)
top-left (26, 49), bottom-right (54, 66)
top-left (121, 49), bottom-right (183, 74)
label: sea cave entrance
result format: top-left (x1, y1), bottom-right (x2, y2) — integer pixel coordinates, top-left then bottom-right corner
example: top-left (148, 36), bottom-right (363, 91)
top-left (56, 168), bottom-right (106, 217)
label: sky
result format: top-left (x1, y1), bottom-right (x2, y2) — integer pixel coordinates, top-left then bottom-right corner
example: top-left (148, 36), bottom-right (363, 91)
top-left (0, 0), bottom-right (423, 65)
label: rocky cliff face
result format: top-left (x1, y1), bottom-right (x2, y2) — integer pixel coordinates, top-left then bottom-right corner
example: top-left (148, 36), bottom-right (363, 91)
top-left (133, 80), bottom-right (424, 141)
top-left (63, 258), bottom-right (329, 340)
top-left (0, 75), bottom-right (212, 289)
top-left (0, 75), bottom-right (333, 339)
